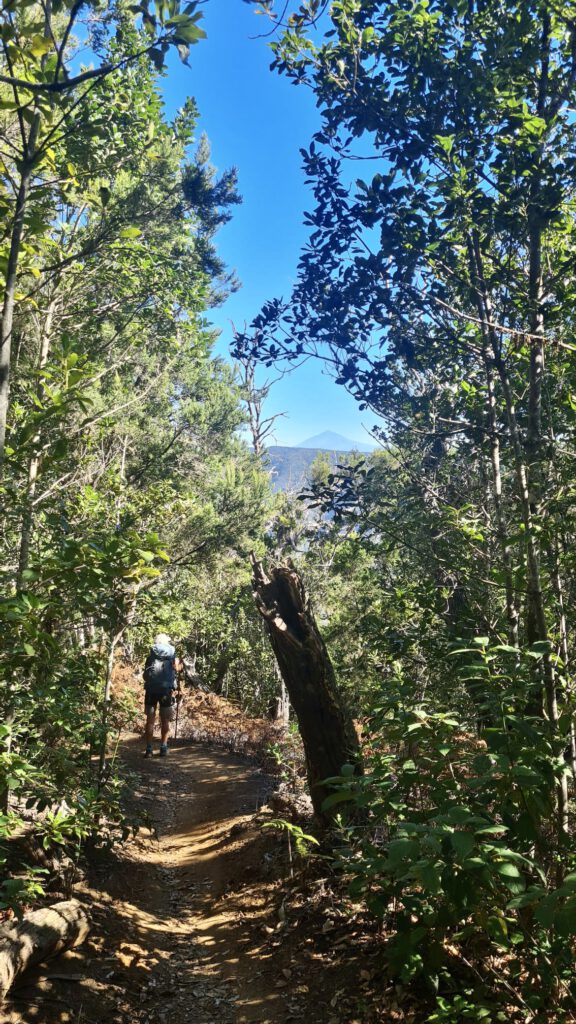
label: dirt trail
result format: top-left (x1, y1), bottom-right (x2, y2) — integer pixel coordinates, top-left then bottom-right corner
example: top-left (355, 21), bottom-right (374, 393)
top-left (3, 738), bottom-right (309, 1024)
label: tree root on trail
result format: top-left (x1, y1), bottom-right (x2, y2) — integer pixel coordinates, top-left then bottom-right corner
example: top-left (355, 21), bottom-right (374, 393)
top-left (0, 899), bottom-right (90, 1000)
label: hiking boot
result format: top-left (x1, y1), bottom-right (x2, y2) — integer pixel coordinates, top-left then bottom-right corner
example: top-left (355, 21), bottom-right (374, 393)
top-left (143, 745), bottom-right (153, 759)
top-left (159, 744), bottom-right (168, 757)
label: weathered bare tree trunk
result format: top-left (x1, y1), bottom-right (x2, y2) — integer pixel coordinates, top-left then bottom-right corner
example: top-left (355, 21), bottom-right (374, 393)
top-left (0, 899), bottom-right (90, 1000)
top-left (234, 347), bottom-right (286, 455)
top-left (0, 0), bottom-right (52, 479)
top-left (0, 118), bottom-right (40, 477)
top-left (251, 556), bottom-right (361, 822)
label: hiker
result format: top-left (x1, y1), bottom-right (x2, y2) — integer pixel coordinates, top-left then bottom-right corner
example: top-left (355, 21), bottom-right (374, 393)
top-left (143, 633), bottom-right (182, 758)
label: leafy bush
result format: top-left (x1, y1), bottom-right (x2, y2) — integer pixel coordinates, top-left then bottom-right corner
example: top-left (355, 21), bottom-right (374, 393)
top-left (0, 866), bottom-right (48, 919)
top-left (262, 819), bottom-right (320, 857)
top-left (324, 658), bottom-right (576, 1017)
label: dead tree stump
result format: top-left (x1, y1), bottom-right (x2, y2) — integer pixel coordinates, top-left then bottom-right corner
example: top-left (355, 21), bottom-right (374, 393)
top-left (251, 556), bottom-right (362, 822)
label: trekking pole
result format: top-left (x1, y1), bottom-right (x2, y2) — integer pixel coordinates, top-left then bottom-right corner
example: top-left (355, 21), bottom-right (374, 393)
top-left (174, 688), bottom-right (180, 741)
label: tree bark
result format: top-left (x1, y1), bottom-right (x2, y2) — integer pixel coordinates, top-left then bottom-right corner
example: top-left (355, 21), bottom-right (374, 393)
top-left (0, 899), bottom-right (90, 1000)
top-left (17, 297), bottom-right (58, 585)
top-left (468, 195), bottom-right (568, 840)
top-left (0, 138), bottom-right (37, 477)
top-left (482, 350), bottom-right (519, 647)
top-left (274, 668), bottom-right (291, 727)
top-left (251, 556), bottom-right (362, 822)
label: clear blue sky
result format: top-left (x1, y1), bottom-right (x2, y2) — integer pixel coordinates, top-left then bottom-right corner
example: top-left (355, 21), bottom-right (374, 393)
top-left (160, 3), bottom-right (378, 448)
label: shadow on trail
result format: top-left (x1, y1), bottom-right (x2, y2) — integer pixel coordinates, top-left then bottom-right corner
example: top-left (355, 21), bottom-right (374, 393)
top-left (6, 737), bottom-right (281, 1024)
top-left (6, 737), bottom-right (390, 1024)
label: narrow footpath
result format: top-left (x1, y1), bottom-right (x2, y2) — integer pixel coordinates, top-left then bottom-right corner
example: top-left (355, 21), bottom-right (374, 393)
top-left (4, 737), bottom-right (379, 1024)
top-left (3, 738), bottom-right (307, 1024)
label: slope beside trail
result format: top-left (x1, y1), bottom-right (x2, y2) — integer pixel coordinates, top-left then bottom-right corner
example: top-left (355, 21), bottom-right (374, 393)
top-left (4, 736), bottom-right (329, 1024)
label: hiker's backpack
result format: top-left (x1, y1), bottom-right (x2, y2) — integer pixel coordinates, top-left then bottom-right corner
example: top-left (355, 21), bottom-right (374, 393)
top-left (143, 654), bottom-right (175, 694)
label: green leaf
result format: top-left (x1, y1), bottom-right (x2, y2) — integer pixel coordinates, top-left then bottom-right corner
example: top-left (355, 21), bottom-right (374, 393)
top-left (321, 789), bottom-right (355, 810)
top-left (137, 550), bottom-right (156, 563)
top-left (173, 21), bottom-right (206, 44)
top-left (387, 837), bottom-right (419, 867)
top-left (29, 34), bottom-right (53, 57)
top-left (507, 888), bottom-right (545, 910)
top-left (416, 860), bottom-right (443, 893)
top-left (450, 831), bottom-right (475, 858)
top-left (534, 900), bottom-right (557, 927)
top-left (494, 862), bottom-right (522, 878)
top-left (487, 914), bottom-right (508, 941)
top-left (433, 134), bottom-right (455, 156)
top-left (438, 806), bottom-right (479, 825)
top-left (149, 47), bottom-right (165, 70)
top-left (462, 857), bottom-right (489, 871)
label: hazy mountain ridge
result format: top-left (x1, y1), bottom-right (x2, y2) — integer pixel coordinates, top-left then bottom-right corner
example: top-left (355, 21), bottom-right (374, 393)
top-left (265, 447), bottom-right (341, 493)
top-left (266, 444), bottom-right (369, 492)
top-left (296, 430), bottom-right (375, 453)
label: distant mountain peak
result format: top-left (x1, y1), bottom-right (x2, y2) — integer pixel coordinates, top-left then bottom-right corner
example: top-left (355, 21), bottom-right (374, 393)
top-left (295, 430), bottom-right (374, 453)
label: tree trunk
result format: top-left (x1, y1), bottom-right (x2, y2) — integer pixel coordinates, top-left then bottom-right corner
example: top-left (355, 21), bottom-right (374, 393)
top-left (97, 628), bottom-right (123, 787)
top-left (251, 556), bottom-right (361, 822)
top-left (0, 711), bottom-right (14, 815)
top-left (482, 350), bottom-right (519, 647)
top-left (0, 111), bottom-right (42, 478)
top-left (17, 297), bottom-right (57, 585)
top-left (0, 899), bottom-right (90, 1000)
top-left (274, 668), bottom-right (290, 727)
top-left (468, 219), bottom-right (569, 841)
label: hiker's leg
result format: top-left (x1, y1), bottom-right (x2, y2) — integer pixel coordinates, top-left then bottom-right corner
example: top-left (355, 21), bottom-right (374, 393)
top-left (159, 702), bottom-right (175, 749)
top-left (145, 707), bottom-right (156, 744)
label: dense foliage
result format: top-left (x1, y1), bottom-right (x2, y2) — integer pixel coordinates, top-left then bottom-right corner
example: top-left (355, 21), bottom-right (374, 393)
top-left (236, 0), bottom-right (576, 1017)
top-left (0, 0), bottom-right (277, 911)
top-left (4, 0), bottom-right (576, 1018)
